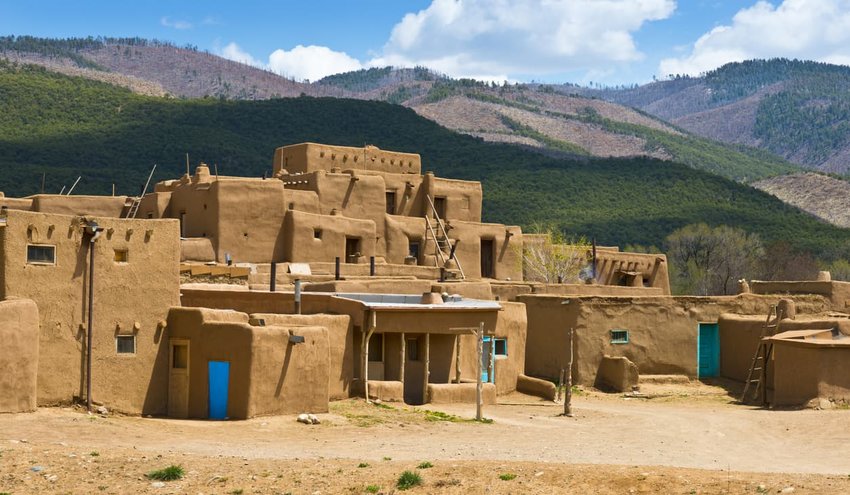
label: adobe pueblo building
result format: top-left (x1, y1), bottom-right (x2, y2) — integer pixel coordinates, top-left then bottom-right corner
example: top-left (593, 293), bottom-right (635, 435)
top-left (1, 142), bottom-right (849, 419)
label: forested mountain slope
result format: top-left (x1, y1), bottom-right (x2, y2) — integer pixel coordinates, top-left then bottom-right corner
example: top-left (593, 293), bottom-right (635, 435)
top-left (1, 61), bottom-right (848, 260)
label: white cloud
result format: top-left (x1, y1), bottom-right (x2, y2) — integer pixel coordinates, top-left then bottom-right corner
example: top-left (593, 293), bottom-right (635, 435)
top-left (368, 0), bottom-right (676, 79)
top-left (660, 0), bottom-right (850, 77)
top-left (268, 45), bottom-right (363, 82)
top-left (160, 16), bottom-right (193, 30)
top-left (217, 42), bottom-right (362, 82)
top-left (220, 42), bottom-right (263, 67)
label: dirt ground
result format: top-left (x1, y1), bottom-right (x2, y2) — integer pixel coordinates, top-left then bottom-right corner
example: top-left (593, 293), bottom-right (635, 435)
top-left (2, 380), bottom-right (849, 494)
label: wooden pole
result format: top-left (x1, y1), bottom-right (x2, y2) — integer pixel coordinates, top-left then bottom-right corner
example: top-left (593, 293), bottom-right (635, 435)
top-left (564, 327), bottom-right (574, 417)
top-left (476, 322), bottom-right (484, 421)
top-left (363, 311), bottom-right (376, 403)
top-left (423, 333), bottom-right (430, 404)
top-left (556, 368), bottom-right (564, 402)
top-left (399, 333), bottom-right (406, 384)
top-left (454, 336), bottom-right (462, 384)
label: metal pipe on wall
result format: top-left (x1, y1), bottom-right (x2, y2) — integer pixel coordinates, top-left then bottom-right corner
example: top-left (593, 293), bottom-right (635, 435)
top-left (270, 262), bottom-right (277, 292)
top-left (335, 257), bottom-right (341, 280)
top-left (84, 221), bottom-right (101, 413)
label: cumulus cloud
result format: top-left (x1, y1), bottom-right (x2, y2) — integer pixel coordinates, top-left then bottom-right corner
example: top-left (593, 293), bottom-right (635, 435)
top-left (160, 16), bottom-right (192, 30)
top-left (268, 45), bottom-right (363, 82)
top-left (220, 42), bottom-right (263, 67)
top-left (660, 0), bottom-right (850, 77)
top-left (218, 42), bottom-right (362, 82)
top-left (369, 0), bottom-right (676, 79)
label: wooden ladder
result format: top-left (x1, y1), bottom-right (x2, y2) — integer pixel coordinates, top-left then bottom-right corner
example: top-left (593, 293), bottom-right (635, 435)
top-left (425, 195), bottom-right (465, 280)
top-left (740, 305), bottom-right (782, 405)
top-left (124, 164), bottom-right (157, 219)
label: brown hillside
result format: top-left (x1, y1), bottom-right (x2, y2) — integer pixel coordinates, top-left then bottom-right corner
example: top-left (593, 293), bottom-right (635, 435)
top-left (753, 172), bottom-right (850, 228)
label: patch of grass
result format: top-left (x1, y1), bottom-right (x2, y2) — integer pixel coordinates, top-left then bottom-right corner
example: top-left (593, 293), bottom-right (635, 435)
top-left (365, 485), bottom-right (380, 494)
top-left (499, 473), bottom-right (517, 481)
top-left (89, 451), bottom-right (100, 457)
top-left (383, 456), bottom-right (392, 461)
top-left (357, 462), bottom-right (370, 468)
top-left (145, 464), bottom-right (185, 481)
top-left (371, 401), bottom-right (394, 410)
top-left (396, 470), bottom-right (423, 491)
top-left (434, 479), bottom-right (461, 487)
top-left (230, 490), bottom-right (243, 495)
top-left (417, 461), bottom-right (433, 469)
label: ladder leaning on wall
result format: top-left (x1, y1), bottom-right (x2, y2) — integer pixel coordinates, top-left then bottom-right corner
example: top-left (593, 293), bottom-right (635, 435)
top-left (124, 164), bottom-right (157, 219)
top-left (740, 304), bottom-right (783, 405)
top-left (424, 195), bottom-right (465, 280)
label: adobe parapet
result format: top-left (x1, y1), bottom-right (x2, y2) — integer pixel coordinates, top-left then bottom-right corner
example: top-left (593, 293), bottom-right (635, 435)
top-left (274, 143), bottom-right (421, 176)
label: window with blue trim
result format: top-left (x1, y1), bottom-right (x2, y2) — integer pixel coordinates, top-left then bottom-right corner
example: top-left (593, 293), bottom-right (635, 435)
top-left (610, 329), bottom-right (629, 344)
top-left (494, 338), bottom-right (508, 356)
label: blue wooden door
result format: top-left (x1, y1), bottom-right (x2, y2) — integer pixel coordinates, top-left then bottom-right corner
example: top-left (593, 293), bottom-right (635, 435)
top-left (208, 361), bottom-right (230, 420)
top-left (698, 324), bottom-right (720, 378)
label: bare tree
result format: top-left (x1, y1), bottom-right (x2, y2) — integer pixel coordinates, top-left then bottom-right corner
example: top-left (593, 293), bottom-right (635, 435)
top-left (519, 224), bottom-right (590, 283)
top-left (666, 223), bottom-right (764, 295)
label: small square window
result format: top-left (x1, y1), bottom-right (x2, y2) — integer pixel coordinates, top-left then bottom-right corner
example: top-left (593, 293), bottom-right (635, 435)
top-left (116, 335), bottom-right (136, 354)
top-left (27, 244), bottom-right (55, 265)
top-left (610, 329), bottom-right (629, 344)
top-left (494, 338), bottom-right (508, 356)
top-left (314, 229), bottom-right (322, 239)
top-left (408, 241), bottom-right (420, 259)
top-left (114, 249), bottom-right (129, 263)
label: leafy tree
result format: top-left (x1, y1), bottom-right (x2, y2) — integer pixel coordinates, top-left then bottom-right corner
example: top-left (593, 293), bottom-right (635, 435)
top-left (666, 224), bottom-right (764, 295)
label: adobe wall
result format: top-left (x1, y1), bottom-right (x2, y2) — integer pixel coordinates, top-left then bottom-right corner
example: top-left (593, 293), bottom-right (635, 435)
top-left (0, 298), bottom-right (39, 413)
top-left (252, 313), bottom-right (352, 400)
top-left (284, 210), bottom-right (376, 263)
top-left (274, 143), bottom-right (422, 175)
top-left (30, 195), bottom-right (128, 218)
top-left (772, 342), bottom-right (850, 406)
top-left (595, 251), bottom-right (671, 294)
top-left (248, 324), bottom-right (330, 416)
top-left (751, 281), bottom-right (850, 311)
top-left (423, 174), bottom-right (483, 223)
top-left (0, 197), bottom-right (34, 211)
top-left (449, 221), bottom-right (523, 280)
top-left (719, 314), bottom-right (850, 382)
top-left (519, 294), bottom-right (833, 386)
top-left (0, 210), bottom-right (180, 414)
top-left (214, 179), bottom-right (287, 263)
top-left (384, 215), bottom-right (426, 264)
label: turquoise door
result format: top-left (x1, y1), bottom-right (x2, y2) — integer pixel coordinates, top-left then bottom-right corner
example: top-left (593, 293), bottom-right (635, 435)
top-left (208, 361), bottom-right (230, 420)
top-left (481, 337), bottom-right (495, 383)
top-left (698, 323), bottom-right (720, 378)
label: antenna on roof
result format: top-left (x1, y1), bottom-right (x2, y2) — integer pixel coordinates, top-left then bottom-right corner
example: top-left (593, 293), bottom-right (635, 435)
top-left (66, 176), bottom-right (82, 195)
top-left (59, 185), bottom-right (66, 195)
top-left (40, 173), bottom-right (45, 194)
top-left (185, 153), bottom-right (190, 176)
top-left (214, 163), bottom-right (219, 180)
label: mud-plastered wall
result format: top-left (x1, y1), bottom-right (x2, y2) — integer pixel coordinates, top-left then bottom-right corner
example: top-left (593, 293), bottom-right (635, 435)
top-left (274, 143), bottom-right (421, 176)
top-left (284, 210), bottom-right (376, 263)
top-left (1, 210), bottom-right (180, 414)
top-left (31, 195), bottom-right (129, 218)
top-left (0, 298), bottom-right (39, 412)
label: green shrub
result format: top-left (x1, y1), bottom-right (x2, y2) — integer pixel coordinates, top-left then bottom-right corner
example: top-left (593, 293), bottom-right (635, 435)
top-left (145, 465), bottom-right (185, 481)
top-left (417, 461), bottom-right (433, 469)
top-left (499, 473), bottom-right (517, 481)
top-left (396, 470), bottom-right (422, 490)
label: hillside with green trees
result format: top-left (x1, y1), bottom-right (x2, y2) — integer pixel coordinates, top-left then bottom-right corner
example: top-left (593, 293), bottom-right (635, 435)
top-left (582, 58), bottom-right (850, 173)
top-left (2, 61), bottom-right (850, 260)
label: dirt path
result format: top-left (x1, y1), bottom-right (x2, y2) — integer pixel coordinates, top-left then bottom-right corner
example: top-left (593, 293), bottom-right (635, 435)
top-left (2, 382), bottom-right (849, 493)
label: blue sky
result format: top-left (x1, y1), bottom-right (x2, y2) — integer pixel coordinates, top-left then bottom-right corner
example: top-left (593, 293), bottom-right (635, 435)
top-left (3, 1), bottom-right (850, 85)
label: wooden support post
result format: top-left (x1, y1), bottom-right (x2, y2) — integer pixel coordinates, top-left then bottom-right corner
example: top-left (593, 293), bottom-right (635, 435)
top-left (362, 311), bottom-right (377, 403)
top-left (556, 368), bottom-right (564, 403)
top-left (476, 322), bottom-right (484, 421)
top-left (564, 327), bottom-right (574, 417)
top-left (400, 333), bottom-right (406, 384)
top-left (423, 333), bottom-right (431, 404)
top-left (455, 336), bottom-right (462, 384)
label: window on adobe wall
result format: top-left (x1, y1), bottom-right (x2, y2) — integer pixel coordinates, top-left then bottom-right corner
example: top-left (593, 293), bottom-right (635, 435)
top-left (172, 343), bottom-right (188, 369)
top-left (610, 329), bottom-right (629, 344)
top-left (386, 190), bottom-right (397, 214)
top-left (494, 338), bottom-right (508, 357)
top-left (116, 335), bottom-right (136, 354)
top-left (114, 249), bottom-right (129, 263)
top-left (314, 229), bottom-right (322, 239)
top-left (408, 241), bottom-right (420, 259)
top-left (26, 244), bottom-right (55, 265)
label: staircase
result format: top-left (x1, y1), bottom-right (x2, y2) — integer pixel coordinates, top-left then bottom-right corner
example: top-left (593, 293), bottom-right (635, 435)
top-left (740, 305), bottom-right (783, 405)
